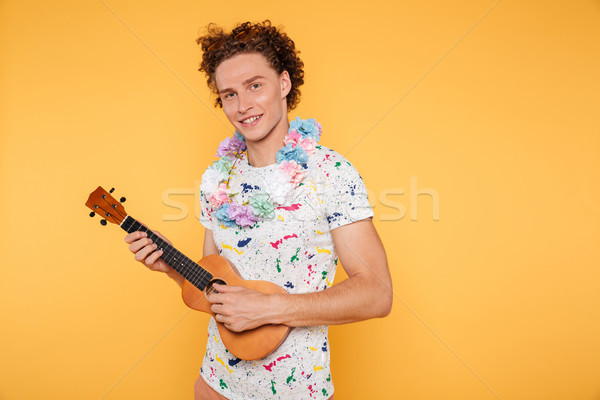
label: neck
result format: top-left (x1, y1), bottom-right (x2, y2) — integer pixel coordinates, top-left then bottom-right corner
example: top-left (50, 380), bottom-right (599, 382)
top-left (246, 115), bottom-right (289, 167)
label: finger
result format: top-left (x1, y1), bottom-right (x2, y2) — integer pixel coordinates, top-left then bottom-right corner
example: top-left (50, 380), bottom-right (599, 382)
top-left (145, 248), bottom-right (164, 266)
top-left (212, 284), bottom-right (241, 293)
top-left (128, 237), bottom-right (154, 253)
top-left (134, 243), bottom-right (158, 263)
top-left (124, 231), bottom-right (147, 244)
top-left (206, 292), bottom-right (223, 304)
top-left (224, 323), bottom-right (242, 333)
top-left (214, 312), bottom-right (228, 323)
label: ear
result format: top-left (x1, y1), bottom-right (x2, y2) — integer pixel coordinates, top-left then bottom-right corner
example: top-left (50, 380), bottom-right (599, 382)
top-left (279, 70), bottom-right (292, 99)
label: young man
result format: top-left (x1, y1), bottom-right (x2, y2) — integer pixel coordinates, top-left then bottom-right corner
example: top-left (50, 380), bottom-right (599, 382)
top-left (125, 21), bottom-right (392, 399)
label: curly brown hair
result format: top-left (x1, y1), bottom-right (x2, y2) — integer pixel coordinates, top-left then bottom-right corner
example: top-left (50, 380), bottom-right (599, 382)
top-left (196, 20), bottom-right (304, 111)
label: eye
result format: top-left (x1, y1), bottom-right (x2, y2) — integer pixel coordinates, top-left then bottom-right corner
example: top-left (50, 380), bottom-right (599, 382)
top-left (250, 83), bottom-right (261, 90)
top-left (223, 92), bottom-right (236, 100)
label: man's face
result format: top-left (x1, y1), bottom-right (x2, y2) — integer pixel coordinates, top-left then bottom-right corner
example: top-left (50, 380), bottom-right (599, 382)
top-left (214, 52), bottom-right (291, 145)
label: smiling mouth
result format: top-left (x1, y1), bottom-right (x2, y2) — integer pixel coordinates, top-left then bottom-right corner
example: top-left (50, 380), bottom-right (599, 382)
top-left (240, 114), bottom-right (263, 124)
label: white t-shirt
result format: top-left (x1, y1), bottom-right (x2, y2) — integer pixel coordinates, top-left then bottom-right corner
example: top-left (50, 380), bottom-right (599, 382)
top-left (199, 145), bottom-right (373, 399)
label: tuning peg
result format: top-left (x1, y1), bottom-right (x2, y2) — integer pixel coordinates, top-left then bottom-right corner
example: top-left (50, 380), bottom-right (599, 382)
top-left (100, 219), bottom-right (107, 226)
top-left (110, 188), bottom-right (115, 193)
top-left (89, 211), bottom-right (96, 217)
top-left (120, 197), bottom-right (126, 203)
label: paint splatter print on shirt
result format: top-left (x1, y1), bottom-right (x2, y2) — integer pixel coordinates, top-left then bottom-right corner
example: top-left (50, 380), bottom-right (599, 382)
top-left (199, 145), bottom-right (373, 399)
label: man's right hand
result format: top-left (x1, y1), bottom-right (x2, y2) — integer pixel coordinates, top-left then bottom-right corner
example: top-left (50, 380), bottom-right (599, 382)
top-left (124, 230), bottom-right (172, 274)
top-left (125, 229), bottom-right (185, 287)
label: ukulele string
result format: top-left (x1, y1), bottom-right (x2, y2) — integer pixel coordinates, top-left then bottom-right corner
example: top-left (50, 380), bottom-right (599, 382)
top-left (133, 220), bottom-right (212, 290)
top-left (99, 196), bottom-right (127, 222)
top-left (95, 203), bottom-right (122, 223)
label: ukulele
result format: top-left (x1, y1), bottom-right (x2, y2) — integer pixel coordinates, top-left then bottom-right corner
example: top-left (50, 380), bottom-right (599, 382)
top-left (85, 186), bottom-right (290, 361)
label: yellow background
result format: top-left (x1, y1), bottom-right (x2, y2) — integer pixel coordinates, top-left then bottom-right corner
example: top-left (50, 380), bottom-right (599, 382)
top-left (1, 0), bottom-right (599, 399)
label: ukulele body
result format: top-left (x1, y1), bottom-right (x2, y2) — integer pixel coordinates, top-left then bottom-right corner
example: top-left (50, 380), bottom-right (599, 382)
top-left (181, 254), bottom-right (290, 361)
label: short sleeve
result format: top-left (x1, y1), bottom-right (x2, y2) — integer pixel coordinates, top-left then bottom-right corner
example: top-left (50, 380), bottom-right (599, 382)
top-left (199, 184), bottom-right (214, 230)
top-left (318, 150), bottom-right (374, 230)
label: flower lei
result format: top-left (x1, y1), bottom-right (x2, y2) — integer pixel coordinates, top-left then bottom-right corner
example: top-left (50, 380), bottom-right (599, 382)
top-left (200, 117), bottom-right (322, 228)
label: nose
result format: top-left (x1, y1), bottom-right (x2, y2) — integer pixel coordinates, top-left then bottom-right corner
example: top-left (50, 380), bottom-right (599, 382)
top-left (237, 93), bottom-right (253, 113)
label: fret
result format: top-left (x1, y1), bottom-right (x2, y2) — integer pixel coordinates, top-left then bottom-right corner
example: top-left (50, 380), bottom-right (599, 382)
top-left (120, 216), bottom-right (212, 290)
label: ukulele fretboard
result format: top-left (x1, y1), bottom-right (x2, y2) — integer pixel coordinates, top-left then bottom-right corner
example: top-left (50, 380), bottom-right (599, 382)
top-left (120, 216), bottom-right (213, 291)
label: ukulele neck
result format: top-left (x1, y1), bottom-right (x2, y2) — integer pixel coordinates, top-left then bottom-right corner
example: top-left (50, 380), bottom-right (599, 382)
top-left (120, 216), bottom-right (213, 291)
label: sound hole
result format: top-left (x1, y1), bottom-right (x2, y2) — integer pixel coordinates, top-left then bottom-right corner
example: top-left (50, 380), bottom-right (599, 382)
top-left (205, 278), bottom-right (227, 296)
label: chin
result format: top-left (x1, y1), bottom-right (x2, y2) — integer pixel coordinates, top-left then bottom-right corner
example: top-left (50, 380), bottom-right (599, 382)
top-left (237, 123), bottom-right (276, 143)
top-left (240, 131), bottom-right (270, 144)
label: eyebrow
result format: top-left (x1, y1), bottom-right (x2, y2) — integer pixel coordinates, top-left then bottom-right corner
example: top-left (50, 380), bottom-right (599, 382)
top-left (218, 75), bottom-right (265, 94)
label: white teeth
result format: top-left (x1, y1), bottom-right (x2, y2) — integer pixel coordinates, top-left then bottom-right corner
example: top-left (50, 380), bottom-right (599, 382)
top-left (242, 115), bottom-right (261, 124)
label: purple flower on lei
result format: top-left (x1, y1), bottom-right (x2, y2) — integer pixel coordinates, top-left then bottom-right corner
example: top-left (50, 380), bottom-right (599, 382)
top-left (216, 134), bottom-right (247, 158)
top-left (276, 143), bottom-right (309, 164)
top-left (290, 117), bottom-right (322, 142)
top-left (214, 204), bottom-right (237, 228)
top-left (226, 202), bottom-right (259, 227)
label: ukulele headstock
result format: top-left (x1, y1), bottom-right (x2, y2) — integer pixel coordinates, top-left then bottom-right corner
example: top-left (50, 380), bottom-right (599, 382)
top-left (85, 186), bottom-right (128, 226)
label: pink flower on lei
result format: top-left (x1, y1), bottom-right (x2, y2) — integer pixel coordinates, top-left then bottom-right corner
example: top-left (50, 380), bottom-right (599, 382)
top-left (298, 137), bottom-right (317, 155)
top-left (283, 130), bottom-right (302, 147)
top-left (226, 203), bottom-right (259, 227)
top-left (209, 182), bottom-right (231, 208)
top-left (279, 160), bottom-right (306, 186)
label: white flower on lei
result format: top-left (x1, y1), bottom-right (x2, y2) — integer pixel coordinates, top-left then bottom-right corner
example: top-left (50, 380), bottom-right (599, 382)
top-left (264, 168), bottom-right (295, 205)
top-left (200, 168), bottom-right (225, 195)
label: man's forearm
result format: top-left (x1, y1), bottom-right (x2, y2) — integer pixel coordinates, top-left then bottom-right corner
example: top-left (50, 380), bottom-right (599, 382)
top-left (270, 272), bottom-right (392, 327)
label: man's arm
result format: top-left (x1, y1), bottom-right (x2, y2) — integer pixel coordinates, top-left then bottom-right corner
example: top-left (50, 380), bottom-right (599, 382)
top-left (208, 219), bottom-right (393, 332)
